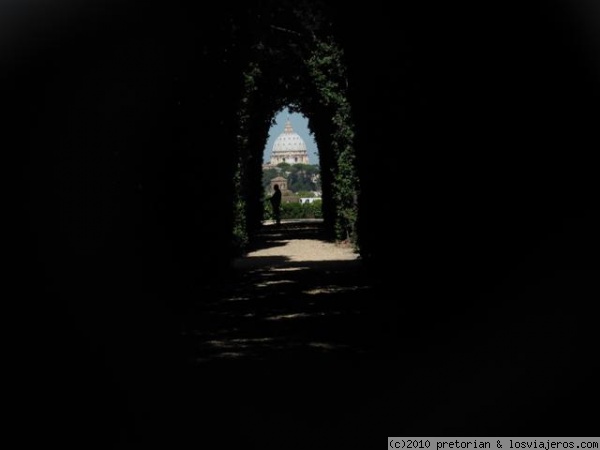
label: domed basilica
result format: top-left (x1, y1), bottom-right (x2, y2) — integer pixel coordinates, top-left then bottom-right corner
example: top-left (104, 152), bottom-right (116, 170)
top-left (266, 119), bottom-right (310, 166)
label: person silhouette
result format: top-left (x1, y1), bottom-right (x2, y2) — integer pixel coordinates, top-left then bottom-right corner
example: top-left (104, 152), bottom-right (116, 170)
top-left (269, 184), bottom-right (282, 226)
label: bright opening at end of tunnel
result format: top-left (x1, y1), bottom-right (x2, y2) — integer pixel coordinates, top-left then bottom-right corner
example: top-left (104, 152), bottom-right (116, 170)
top-left (263, 108), bottom-right (319, 165)
top-left (262, 108), bottom-right (323, 224)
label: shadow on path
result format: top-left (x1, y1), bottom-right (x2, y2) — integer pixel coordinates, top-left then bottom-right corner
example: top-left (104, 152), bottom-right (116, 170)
top-left (181, 221), bottom-right (385, 363)
top-left (133, 220), bottom-right (598, 449)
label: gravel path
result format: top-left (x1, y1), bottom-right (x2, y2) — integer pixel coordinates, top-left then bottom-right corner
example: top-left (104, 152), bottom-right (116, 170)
top-left (182, 220), bottom-right (379, 363)
top-left (239, 234), bottom-right (358, 262)
top-left (234, 221), bottom-right (359, 268)
top-left (156, 220), bottom-right (597, 449)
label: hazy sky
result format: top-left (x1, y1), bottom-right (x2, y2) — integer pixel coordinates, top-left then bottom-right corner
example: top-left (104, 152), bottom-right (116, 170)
top-left (263, 108), bottom-right (319, 164)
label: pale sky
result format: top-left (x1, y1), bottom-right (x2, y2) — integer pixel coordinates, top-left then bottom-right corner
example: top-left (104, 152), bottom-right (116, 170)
top-left (263, 108), bottom-right (319, 164)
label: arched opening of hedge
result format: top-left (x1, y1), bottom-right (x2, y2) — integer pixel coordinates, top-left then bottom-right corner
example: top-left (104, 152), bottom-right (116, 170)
top-left (230, 4), bottom-right (360, 256)
top-left (261, 108), bottom-right (322, 223)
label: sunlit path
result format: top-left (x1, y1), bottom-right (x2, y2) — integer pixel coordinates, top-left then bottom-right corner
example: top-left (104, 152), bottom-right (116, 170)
top-left (181, 221), bottom-right (384, 363)
top-left (168, 220), bottom-right (598, 450)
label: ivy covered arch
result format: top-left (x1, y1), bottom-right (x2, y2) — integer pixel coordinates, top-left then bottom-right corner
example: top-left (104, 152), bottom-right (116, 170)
top-left (231, 2), bottom-right (360, 254)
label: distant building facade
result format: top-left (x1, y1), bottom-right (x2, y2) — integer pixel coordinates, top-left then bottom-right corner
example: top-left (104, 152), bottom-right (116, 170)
top-left (299, 197), bottom-right (322, 204)
top-left (266, 119), bottom-right (310, 166)
top-left (269, 176), bottom-right (288, 193)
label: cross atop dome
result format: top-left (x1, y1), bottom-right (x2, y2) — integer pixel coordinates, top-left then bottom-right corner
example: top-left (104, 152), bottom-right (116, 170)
top-left (284, 119), bottom-right (294, 134)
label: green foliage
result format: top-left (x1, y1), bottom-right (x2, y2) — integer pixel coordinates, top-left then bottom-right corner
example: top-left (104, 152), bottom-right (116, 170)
top-left (262, 164), bottom-right (321, 193)
top-left (291, 163), bottom-right (317, 173)
top-left (264, 200), bottom-right (323, 220)
top-left (233, 2), bottom-right (360, 251)
top-left (232, 198), bottom-right (248, 254)
top-left (262, 167), bottom-right (279, 188)
top-left (296, 191), bottom-right (315, 198)
top-left (287, 168), bottom-right (317, 192)
top-left (306, 37), bottom-right (359, 243)
top-left (231, 61), bottom-right (263, 255)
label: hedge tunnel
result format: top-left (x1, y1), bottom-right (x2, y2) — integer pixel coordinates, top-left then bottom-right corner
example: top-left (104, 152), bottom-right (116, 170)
top-left (11, 0), bottom-right (598, 298)
top-left (7, 0), bottom-right (599, 445)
